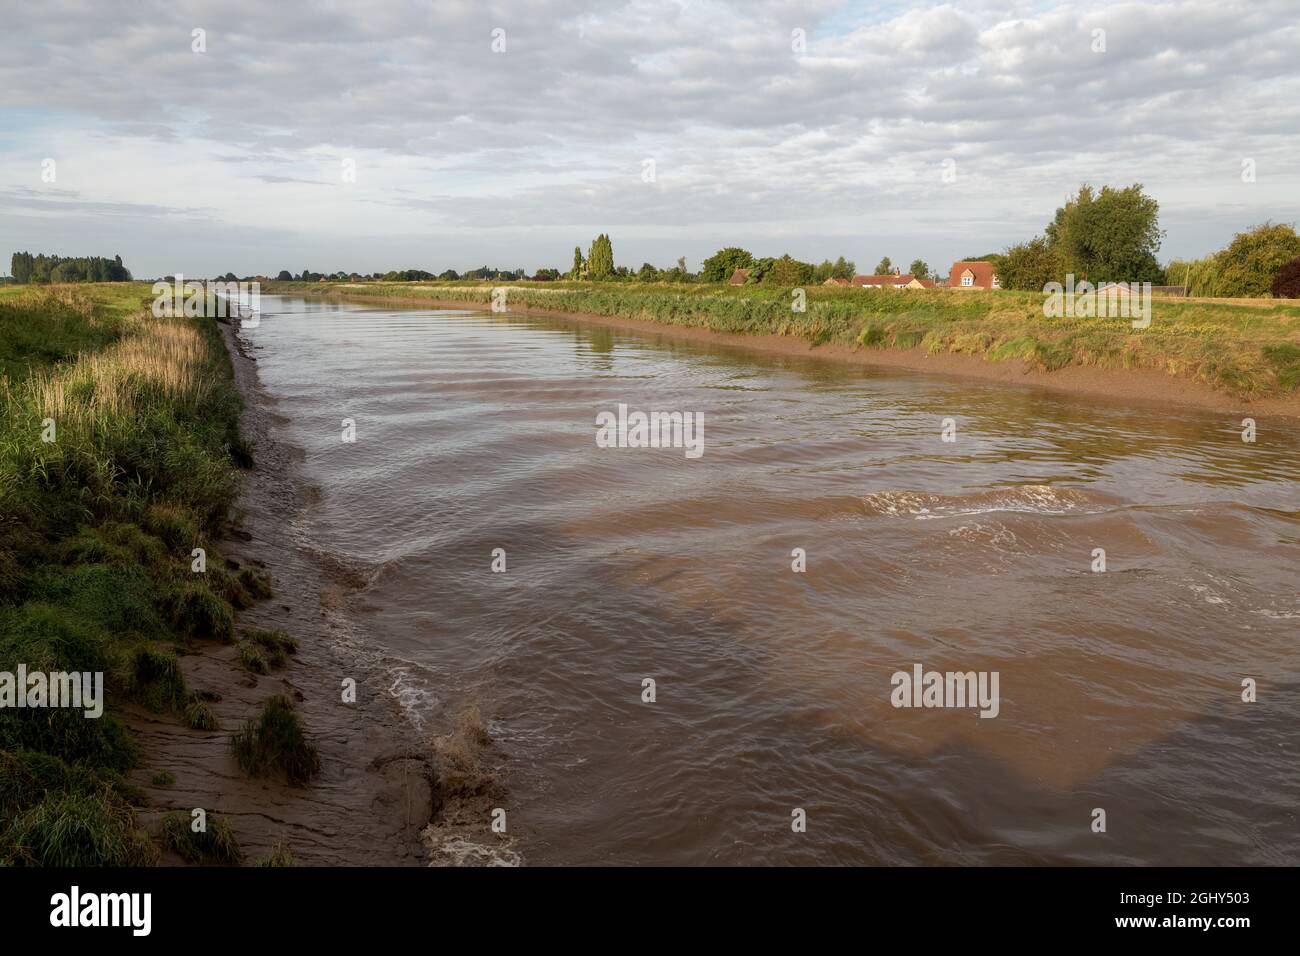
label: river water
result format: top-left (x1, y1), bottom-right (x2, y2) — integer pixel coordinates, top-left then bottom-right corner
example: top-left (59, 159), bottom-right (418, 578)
top-left (243, 295), bottom-right (1298, 866)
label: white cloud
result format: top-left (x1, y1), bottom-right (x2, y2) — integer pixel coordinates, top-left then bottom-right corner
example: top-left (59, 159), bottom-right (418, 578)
top-left (0, 0), bottom-right (1296, 276)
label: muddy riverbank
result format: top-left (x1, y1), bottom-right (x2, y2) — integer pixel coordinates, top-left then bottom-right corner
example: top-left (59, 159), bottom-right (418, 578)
top-left (128, 316), bottom-right (437, 865)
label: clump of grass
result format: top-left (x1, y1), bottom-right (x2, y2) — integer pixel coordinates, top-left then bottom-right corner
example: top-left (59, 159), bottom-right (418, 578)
top-left (57, 522), bottom-right (168, 571)
top-left (159, 810), bottom-right (242, 865)
top-left (858, 322), bottom-right (887, 347)
top-left (151, 770), bottom-right (175, 787)
top-left (206, 561), bottom-right (253, 609)
top-left (894, 329), bottom-right (925, 349)
top-left (164, 581), bottom-right (235, 642)
top-left (183, 697), bottom-right (220, 731)
top-left (5, 791), bottom-right (159, 866)
top-left (253, 838), bottom-right (296, 867)
top-left (127, 645), bottom-right (188, 713)
top-left (236, 640), bottom-right (269, 674)
top-left (230, 695), bottom-right (320, 786)
top-left (239, 627), bottom-right (297, 671)
top-left (1262, 343), bottom-right (1300, 390)
top-left (237, 566), bottom-right (273, 600)
top-left (141, 503), bottom-right (199, 551)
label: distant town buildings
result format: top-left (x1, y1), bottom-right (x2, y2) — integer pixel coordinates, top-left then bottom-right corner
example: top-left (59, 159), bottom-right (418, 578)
top-left (851, 272), bottom-right (936, 289)
top-left (728, 261), bottom-right (1002, 290)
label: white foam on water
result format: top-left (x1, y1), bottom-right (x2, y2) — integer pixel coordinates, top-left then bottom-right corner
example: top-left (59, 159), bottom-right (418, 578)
top-left (864, 485), bottom-right (1108, 520)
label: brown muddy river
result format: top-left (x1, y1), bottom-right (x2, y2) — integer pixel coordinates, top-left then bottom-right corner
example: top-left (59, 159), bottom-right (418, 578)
top-left (244, 295), bottom-right (1298, 866)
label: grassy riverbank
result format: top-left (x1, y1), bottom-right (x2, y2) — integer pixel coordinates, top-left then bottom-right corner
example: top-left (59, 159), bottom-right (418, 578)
top-left (271, 280), bottom-right (1300, 400)
top-left (0, 283), bottom-right (261, 864)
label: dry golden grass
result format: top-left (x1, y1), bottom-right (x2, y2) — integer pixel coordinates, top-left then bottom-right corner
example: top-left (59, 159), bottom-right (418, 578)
top-left (16, 316), bottom-right (211, 427)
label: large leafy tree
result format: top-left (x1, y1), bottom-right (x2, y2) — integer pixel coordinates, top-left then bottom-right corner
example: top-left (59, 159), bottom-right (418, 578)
top-left (1215, 223), bottom-right (1300, 297)
top-left (998, 237), bottom-right (1061, 291)
top-left (771, 254), bottom-right (814, 285)
top-left (1045, 183), bottom-right (1164, 282)
top-left (874, 257), bottom-right (892, 275)
top-left (586, 234), bottom-right (614, 279)
top-left (747, 254), bottom-right (814, 285)
top-left (700, 247), bottom-right (754, 283)
top-left (908, 259), bottom-right (930, 280)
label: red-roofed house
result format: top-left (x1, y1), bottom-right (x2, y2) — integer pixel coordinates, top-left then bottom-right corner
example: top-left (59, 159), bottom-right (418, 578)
top-left (728, 268), bottom-right (750, 285)
top-left (947, 261), bottom-right (1000, 289)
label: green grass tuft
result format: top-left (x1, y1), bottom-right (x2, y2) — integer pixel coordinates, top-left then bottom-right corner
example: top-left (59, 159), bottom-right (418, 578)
top-left (128, 645), bottom-right (189, 713)
top-left (230, 695), bottom-right (320, 786)
top-left (164, 581), bottom-right (236, 642)
top-left (159, 810), bottom-right (242, 865)
top-left (183, 697), bottom-right (220, 731)
top-left (236, 640), bottom-right (269, 674)
top-left (1262, 343), bottom-right (1300, 390)
top-left (5, 791), bottom-right (159, 866)
top-left (240, 627), bottom-right (297, 668)
top-left (236, 566), bottom-right (273, 600)
top-left (252, 838), bottom-right (296, 867)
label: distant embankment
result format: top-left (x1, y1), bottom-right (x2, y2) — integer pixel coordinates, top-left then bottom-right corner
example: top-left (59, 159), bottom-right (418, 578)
top-left (266, 280), bottom-right (1300, 405)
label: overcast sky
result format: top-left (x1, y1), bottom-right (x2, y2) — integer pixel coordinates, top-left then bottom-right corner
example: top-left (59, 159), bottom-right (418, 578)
top-left (1, 0), bottom-right (1296, 278)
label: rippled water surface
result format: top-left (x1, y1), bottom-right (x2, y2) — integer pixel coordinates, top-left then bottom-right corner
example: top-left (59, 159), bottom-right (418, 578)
top-left (245, 296), bottom-right (1299, 865)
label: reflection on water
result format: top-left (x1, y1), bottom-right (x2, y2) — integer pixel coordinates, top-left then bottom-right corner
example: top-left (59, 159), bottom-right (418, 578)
top-left (245, 295), bottom-right (1300, 865)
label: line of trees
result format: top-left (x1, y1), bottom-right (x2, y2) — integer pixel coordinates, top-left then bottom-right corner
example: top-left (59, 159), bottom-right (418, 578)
top-left (992, 183), bottom-right (1300, 296)
top-left (864, 257), bottom-right (934, 278)
top-left (1164, 223), bottom-right (1300, 298)
top-left (698, 247), bottom-right (862, 285)
top-left (10, 252), bottom-right (131, 284)
top-left (267, 267), bottom-right (541, 282)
